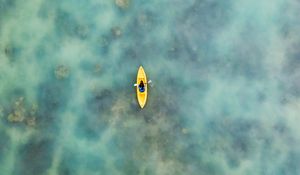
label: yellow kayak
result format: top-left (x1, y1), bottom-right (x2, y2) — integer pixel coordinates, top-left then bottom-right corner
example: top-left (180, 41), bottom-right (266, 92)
top-left (136, 66), bottom-right (148, 108)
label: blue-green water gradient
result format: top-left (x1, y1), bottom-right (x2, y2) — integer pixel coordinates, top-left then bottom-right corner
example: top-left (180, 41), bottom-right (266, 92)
top-left (0, 0), bottom-right (299, 174)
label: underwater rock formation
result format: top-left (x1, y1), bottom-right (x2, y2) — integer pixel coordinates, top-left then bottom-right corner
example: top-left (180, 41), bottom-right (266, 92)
top-left (54, 65), bottom-right (69, 80)
top-left (0, 0), bottom-right (299, 175)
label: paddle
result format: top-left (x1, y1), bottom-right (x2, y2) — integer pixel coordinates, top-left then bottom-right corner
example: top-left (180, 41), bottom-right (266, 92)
top-left (148, 80), bottom-right (153, 87)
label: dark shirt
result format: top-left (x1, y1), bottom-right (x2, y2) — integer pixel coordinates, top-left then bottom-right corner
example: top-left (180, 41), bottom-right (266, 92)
top-left (139, 82), bottom-right (145, 92)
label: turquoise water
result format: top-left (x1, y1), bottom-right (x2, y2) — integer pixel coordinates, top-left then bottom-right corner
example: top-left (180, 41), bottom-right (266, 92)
top-left (0, 0), bottom-right (300, 174)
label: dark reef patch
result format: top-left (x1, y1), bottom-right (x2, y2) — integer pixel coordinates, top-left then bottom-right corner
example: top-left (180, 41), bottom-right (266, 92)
top-left (75, 113), bottom-right (109, 141)
top-left (79, 61), bottom-right (103, 76)
top-left (172, 0), bottom-right (233, 64)
top-left (117, 9), bottom-right (167, 62)
top-left (126, 10), bottom-right (159, 36)
top-left (0, 0), bottom-right (16, 22)
top-left (1, 88), bottom-right (26, 105)
top-left (283, 41), bottom-right (300, 97)
top-left (181, 0), bottom-right (233, 30)
top-left (280, 150), bottom-right (300, 175)
top-left (227, 33), bottom-right (266, 79)
top-left (58, 150), bottom-right (106, 175)
top-left (87, 89), bottom-right (115, 113)
top-left (37, 1), bottom-right (58, 19)
top-left (202, 119), bottom-right (262, 167)
top-left (36, 71), bottom-right (72, 132)
top-left (119, 159), bottom-right (140, 175)
top-left (54, 9), bottom-right (90, 39)
top-left (15, 137), bottom-right (54, 175)
top-left (0, 0), bottom-right (299, 174)
top-left (94, 35), bottom-right (113, 56)
top-left (3, 44), bottom-right (22, 63)
top-left (0, 130), bottom-right (10, 163)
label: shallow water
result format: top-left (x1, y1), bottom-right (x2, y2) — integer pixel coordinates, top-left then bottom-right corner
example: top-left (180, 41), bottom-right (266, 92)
top-left (0, 0), bottom-right (299, 174)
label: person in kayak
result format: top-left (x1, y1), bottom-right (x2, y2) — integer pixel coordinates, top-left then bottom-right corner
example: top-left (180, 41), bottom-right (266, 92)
top-left (139, 80), bottom-right (145, 92)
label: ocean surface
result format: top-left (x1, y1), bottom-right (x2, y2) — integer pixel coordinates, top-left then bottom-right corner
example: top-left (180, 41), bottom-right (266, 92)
top-left (0, 0), bottom-right (300, 174)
